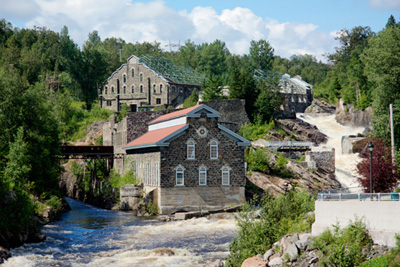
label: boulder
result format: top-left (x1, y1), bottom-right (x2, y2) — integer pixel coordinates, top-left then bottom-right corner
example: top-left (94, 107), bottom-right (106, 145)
top-left (280, 233), bottom-right (299, 254)
top-left (283, 243), bottom-right (299, 262)
top-left (204, 259), bottom-right (225, 267)
top-left (305, 99), bottom-right (336, 114)
top-left (277, 119), bottom-right (327, 146)
top-left (0, 246), bottom-right (11, 264)
top-left (263, 248), bottom-right (274, 260)
top-left (341, 135), bottom-right (369, 154)
top-left (241, 256), bottom-right (268, 267)
top-left (268, 255), bottom-right (283, 267)
top-left (335, 99), bottom-right (372, 127)
top-left (295, 234), bottom-right (312, 251)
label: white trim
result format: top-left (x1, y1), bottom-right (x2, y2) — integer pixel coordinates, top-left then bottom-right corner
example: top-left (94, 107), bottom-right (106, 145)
top-left (199, 166), bottom-right (207, 185)
top-left (148, 117), bottom-right (187, 131)
top-left (176, 165), bottom-right (184, 186)
top-left (210, 140), bottom-right (218, 159)
top-left (222, 166), bottom-right (230, 185)
top-left (187, 139), bottom-right (195, 159)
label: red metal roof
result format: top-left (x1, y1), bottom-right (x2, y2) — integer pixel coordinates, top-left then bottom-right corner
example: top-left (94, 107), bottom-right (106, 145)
top-left (150, 104), bottom-right (202, 124)
top-left (123, 124), bottom-right (187, 149)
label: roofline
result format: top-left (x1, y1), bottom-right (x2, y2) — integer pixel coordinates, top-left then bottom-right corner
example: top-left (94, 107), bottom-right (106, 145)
top-left (218, 124), bottom-right (251, 147)
top-left (122, 124), bottom-right (189, 151)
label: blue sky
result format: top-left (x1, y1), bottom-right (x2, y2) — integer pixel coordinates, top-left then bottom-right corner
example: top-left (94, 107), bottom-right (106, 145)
top-left (1, 0), bottom-right (399, 62)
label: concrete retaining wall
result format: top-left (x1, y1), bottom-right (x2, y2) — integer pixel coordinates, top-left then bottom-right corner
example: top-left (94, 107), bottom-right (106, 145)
top-left (312, 201), bottom-right (400, 247)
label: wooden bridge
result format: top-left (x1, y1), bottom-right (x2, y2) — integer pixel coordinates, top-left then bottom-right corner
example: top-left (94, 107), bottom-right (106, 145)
top-left (60, 145), bottom-right (117, 159)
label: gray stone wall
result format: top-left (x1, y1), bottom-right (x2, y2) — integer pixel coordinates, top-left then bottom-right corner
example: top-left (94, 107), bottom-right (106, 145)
top-left (200, 99), bottom-right (250, 132)
top-left (125, 152), bottom-right (161, 187)
top-left (160, 116), bottom-right (247, 188)
top-left (306, 147), bottom-right (335, 173)
top-left (99, 56), bottom-right (201, 111)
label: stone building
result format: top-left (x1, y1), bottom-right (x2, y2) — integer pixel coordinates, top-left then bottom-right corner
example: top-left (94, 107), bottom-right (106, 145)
top-left (119, 104), bottom-right (250, 214)
top-left (280, 74), bottom-right (314, 114)
top-left (98, 55), bottom-right (206, 112)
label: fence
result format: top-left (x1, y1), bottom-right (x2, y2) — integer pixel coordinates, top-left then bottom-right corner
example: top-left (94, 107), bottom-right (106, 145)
top-left (317, 192), bottom-right (400, 201)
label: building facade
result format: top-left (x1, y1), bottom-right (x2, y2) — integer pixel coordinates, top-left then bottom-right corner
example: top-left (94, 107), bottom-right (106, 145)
top-left (121, 104), bottom-right (250, 214)
top-left (280, 74), bottom-right (314, 114)
top-left (99, 55), bottom-right (205, 112)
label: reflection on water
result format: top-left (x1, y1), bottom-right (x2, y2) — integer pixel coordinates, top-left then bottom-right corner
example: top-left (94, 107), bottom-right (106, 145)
top-left (3, 198), bottom-right (237, 267)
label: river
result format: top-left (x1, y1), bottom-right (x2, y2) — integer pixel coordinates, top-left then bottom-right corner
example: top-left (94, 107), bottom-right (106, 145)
top-left (2, 198), bottom-right (237, 267)
top-left (299, 113), bottom-right (365, 191)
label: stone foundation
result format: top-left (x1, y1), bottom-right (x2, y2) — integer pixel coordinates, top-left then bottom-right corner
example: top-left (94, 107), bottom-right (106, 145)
top-left (306, 147), bottom-right (335, 173)
top-left (158, 186), bottom-right (245, 215)
top-left (120, 184), bottom-right (143, 210)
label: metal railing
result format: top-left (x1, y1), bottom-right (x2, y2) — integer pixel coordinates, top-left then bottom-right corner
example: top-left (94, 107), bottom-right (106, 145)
top-left (318, 193), bottom-right (400, 201)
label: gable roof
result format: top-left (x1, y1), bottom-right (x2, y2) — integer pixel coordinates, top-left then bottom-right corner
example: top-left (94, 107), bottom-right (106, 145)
top-left (123, 124), bottom-right (188, 150)
top-left (149, 104), bottom-right (220, 125)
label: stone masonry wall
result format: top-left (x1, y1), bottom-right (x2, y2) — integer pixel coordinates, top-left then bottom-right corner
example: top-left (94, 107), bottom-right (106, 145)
top-left (160, 116), bottom-right (247, 188)
top-left (200, 99), bottom-right (250, 132)
top-left (306, 147), bottom-right (335, 173)
top-left (125, 110), bottom-right (169, 143)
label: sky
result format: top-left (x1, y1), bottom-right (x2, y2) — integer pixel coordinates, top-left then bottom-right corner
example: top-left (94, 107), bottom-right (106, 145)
top-left (1, 0), bottom-right (399, 62)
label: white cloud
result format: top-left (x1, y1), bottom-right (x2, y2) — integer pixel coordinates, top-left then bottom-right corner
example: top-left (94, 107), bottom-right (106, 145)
top-left (0, 0), bottom-right (338, 61)
top-left (369, 0), bottom-right (400, 9)
top-left (0, 0), bottom-right (41, 21)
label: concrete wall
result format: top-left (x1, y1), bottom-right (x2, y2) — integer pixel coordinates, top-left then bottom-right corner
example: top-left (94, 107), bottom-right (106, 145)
top-left (159, 186), bottom-right (245, 214)
top-left (306, 147), bottom-right (335, 173)
top-left (312, 201), bottom-right (400, 247)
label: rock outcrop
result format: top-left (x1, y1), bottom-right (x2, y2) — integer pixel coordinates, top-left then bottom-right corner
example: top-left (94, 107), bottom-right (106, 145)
top-left (305, 99), bottom-right (336, 114)
top-left (341, 135), bottom-right (369, 154)
top-left (335, 99), bottom-right (372, 127)
top-left (276, 119), bottom-right (327, 146)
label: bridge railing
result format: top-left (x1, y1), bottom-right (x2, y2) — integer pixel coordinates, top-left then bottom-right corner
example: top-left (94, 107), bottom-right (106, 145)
top-left (264, 141), bottom-right (311, 150)
top-left (317, 192), bottom-right (400, 201)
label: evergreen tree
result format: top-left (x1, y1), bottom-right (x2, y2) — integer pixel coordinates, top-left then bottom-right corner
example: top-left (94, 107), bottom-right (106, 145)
top-left (386, 15), bottom-right (396, 28)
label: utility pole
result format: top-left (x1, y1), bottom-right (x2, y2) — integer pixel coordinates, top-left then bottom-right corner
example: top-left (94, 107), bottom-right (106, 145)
top-left (390, 104), bottom-right (396, 165)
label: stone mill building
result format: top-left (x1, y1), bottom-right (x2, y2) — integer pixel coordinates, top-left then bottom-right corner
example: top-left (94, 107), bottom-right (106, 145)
top-left (103, 103), bottom-right (250, 214)
top-left (98, 54), bottom-right (206, 112)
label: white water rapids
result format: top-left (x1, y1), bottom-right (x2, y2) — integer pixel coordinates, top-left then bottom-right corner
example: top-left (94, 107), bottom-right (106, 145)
top-left (299, 113), bottom-right (365, 191)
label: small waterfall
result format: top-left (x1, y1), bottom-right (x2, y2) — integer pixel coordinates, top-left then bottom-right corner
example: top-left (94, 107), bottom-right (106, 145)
top-left (299, 113), bottom-right (365, 191)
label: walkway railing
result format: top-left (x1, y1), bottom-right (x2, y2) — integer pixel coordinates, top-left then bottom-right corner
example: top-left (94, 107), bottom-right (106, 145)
top-left (264, 141), bottom-right (311, 151)
top-left (318, 192), bottom-right (400, 201)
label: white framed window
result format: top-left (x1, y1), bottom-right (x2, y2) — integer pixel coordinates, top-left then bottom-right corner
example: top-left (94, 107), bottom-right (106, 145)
top-left (199, 166), bottom-right (207, 185)
top-left (176, 166), bottom-right (184, 186)
top-left (210, 140), bottom-right (218, 159)
top-left (187, 140), bottom-right (195, 159)
top-left (222, 166), bottom-right (230, 185)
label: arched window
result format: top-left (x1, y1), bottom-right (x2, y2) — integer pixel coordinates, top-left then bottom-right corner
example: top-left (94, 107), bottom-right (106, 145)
top-left (199, 166), bottom-right (207, 185)
top-left (187, 140), bottom-right (195, 159)
top-left (153, 84), bottom-right (156, 93)
top-left (176, 166), bottom-right (184, 186)
top-left (123, 74), bottom-right (126, 83)
top-left (160, 84), bottom-right (163, 93)
top-left (111, 86), bottom-right (115, 94)
top-left (222, 167), bottom-right (230, 185)
top-left (210, 140), bottom-right (218, 159)
top-left (105, 86), bottom-right (108, 95)
top-left (140, 85), bottom-right (143, 93)
top-left (123, 86), bottom-right (126, 94)
top-left (131, 68), bottom-right (135, 78)
top-left (131, 85), bottom-right (135, 93)
top-left (140, 73), bottom-right (143, 82)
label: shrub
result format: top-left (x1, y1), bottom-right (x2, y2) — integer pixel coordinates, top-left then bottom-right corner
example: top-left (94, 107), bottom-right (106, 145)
top-left (108, 169), bottom-right (140, 189)
top-left (238, 121), bottom-right (275, 141)
top-left (226, 189), bottom-right (315, 267)
top-left (314, 218), bottom-right (373, 266)
top-left (245, 148), bottom-right (270, 173)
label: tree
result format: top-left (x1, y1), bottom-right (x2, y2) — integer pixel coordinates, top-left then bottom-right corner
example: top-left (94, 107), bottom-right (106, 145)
top-left (361, 26), bottom-right (400, 145)
top-left (386, 15), bottom-right (396, 28)
top-left (182, 89), bottom-right (199, 108)
top-left (202, 76), bottom-right (223, 101)
top-left (249, 39), bottom-right (274, 71)
top-left (254, 74), bottom-right (282, 123)
top-left (357, 138), bottom-right (400, 192)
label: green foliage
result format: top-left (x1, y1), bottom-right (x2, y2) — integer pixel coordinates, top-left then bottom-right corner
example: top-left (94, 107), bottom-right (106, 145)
top-left (238, 121), bottom-right (275, 141)
top-left (249, 39), bottom-right (274, 71)
top-left (276, 154), bottom-right (288, 168)
top-left (182, 89), bottom-right (199, 108)
top-left (314, 218), bottom-right (373, 266)
top-left (361, 234), bottom-right (400, 267)
top-left (245, 148), bottom-right (270, 173)
top-left (117, 103), bottom-right (129, 121)
top-left (45, 195), bottom-right (63, 213)
top-left (146, 201), bottom-right (159, 215)
top-left (226, 189), bottom-right (315, 267)
top-left (108, 169), bottom-right (140, 189)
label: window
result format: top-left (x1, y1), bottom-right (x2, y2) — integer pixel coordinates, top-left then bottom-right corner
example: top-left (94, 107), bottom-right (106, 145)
top-left (140, 85), bottom-right (143, 93)
top-left (106, 100), bottom-right (112, 106)
top-left (105, 86), bottom-right (108, 94)
top-left (156, 98), bottom-right (161, 104)
top-left (140, 73), bottom-right (143, 82)
top-left (160, 84), bottom-right (163, 93)
top-left (131, 85), bottom-right (135, 93)
top-left (153, 84), bottom-right (156, 93)
top-left (111, 86), bottom-right (115, 94)
top-left (176, 166), bottom-right (184, 186)
top-left (123, 86), bottom-right (126, 94)
top-left (222, 167), bottom-right (230, 185)
top-left (210, 140), bottom-right (218, 159)
top-left (123, 74), bottom-right (126, 83)
top-left (187, 140), bottom-right (195, 159)
top-left (131, 68), bottom-right (135, 78)
top-left (199, 166), bottom-right (207, 185)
